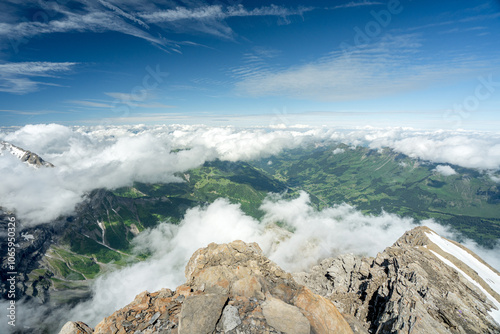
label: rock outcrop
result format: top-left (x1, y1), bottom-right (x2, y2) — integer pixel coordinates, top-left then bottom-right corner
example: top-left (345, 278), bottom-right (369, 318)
top-left (294, 226), bottom-right (500, 334)
top-left (60, 240), bottom-right (354, 334)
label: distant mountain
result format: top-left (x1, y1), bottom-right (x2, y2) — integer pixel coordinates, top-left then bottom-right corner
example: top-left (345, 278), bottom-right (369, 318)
top-left (2, 145), bottom-right (500, 333)
top-left (0, 141), bottom-right (54, 168)
top-left (59, 227), bottom-right (499, 334)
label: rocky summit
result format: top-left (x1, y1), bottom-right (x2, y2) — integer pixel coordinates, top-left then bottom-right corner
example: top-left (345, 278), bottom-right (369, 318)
top-left (59, 240), bottom-right (354, 334)
top-left (59, 227), bottom-right (500, 334)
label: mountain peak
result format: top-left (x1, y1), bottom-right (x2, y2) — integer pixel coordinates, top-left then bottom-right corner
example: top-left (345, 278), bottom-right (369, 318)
top-left (0, 140), bottom-right (54, 168)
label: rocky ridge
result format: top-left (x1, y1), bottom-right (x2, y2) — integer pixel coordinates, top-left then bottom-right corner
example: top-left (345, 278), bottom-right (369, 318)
top-left (0, 140), bottom-right (54, 168)
top-left (60, 240), bottom-right (354, 334)
top-left (294, 226), bottom-right (500, 334)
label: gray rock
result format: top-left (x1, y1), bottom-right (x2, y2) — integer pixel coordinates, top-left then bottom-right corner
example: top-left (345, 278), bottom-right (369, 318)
top-left (262, 295), bottom-right (310, 334)
top-left (149, 311), bottom-right (161, 324)
top-left (178, 294), bottom-right (228, 334)
top-left (220, 305), bottom-right (241, 332)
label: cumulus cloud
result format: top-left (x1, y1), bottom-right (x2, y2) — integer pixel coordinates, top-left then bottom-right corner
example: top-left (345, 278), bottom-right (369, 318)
top-left (434, 165), bottom-right (457, 176)
top-left (333, 148), bottom-right (345, 154)
top-left (2, 124), bottom-right (500, 332)
top-left (61, 193), bottom-right (420, 327)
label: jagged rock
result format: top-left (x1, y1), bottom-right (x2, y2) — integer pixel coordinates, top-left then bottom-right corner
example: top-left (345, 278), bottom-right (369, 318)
top-left (294, 226), bottom-right (500, 334)
top-left (60, 240), bottom-right (353, 334)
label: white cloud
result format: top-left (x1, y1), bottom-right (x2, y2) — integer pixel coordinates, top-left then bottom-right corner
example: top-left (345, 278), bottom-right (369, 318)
top-left (0, 3), bottom-right (171, 49)
top-left (329, 127), bottom-right (500, 170)
top-left (333, 148), bottom-right (345, 154)
top-left (0, 2), bottom-right (311, 53)
top-left (60, 193), bottom-right (419, 327)
top-left (434, 165), bottom-right (457, 176)
top-left (0, 62), bottom-right (77, 94)
top-left (330, 1), bottom-right (384, 10)
top-left (1, 124), bottom-right (500, 332)
top-left (70, 100), bottom-right (115, 109)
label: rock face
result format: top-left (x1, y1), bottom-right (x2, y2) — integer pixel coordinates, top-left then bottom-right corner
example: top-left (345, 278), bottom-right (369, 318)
top-left (60, 240), bottom-right (354, 334)
top-left (294, 226), bottom-right (500, 334)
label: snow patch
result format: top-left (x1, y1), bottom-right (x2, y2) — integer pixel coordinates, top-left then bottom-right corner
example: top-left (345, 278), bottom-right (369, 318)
top-left (429, 250), bottom-right (500, 325)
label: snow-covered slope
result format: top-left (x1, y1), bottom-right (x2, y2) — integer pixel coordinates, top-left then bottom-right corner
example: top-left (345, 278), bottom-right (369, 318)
top-left (426, 231), bottom-right (500, 325)
top-left (0, 140), bottom-right (54, 168)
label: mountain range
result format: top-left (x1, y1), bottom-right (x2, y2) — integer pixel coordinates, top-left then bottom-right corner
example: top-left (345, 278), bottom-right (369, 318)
top-left (1, 140), bottom-right (499, 333)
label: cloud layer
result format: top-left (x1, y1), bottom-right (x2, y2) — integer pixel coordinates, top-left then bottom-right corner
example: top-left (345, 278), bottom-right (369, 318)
top-left (0, 124), bottom-right (318, 224)
top-left (1, 124), bottom-right (500, 225)
top-left (329, 127), bottom-right (500, 170)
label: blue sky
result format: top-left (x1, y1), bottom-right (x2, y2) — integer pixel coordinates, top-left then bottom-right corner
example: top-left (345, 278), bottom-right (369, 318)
top-left (0, 0), bottom-right (499, 129)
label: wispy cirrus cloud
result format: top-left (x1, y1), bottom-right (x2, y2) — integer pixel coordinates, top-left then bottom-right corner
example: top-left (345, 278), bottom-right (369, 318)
top-left (69, 92), bottom-right (176, 110)
top-left (0, 61), bottom-right (78, 94)
top-left (138, 4), bottom-right (313, 39)
top-left (69, 100), bottom-right (116, 109)
top-left (329, 1), bottom-right (384, 10)
top-left (0, 1), bottom-right (312, 52)
top-left (140, 4), bottom-right (312, 23)
top-left (233, 34), bottom-right (498, 101)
